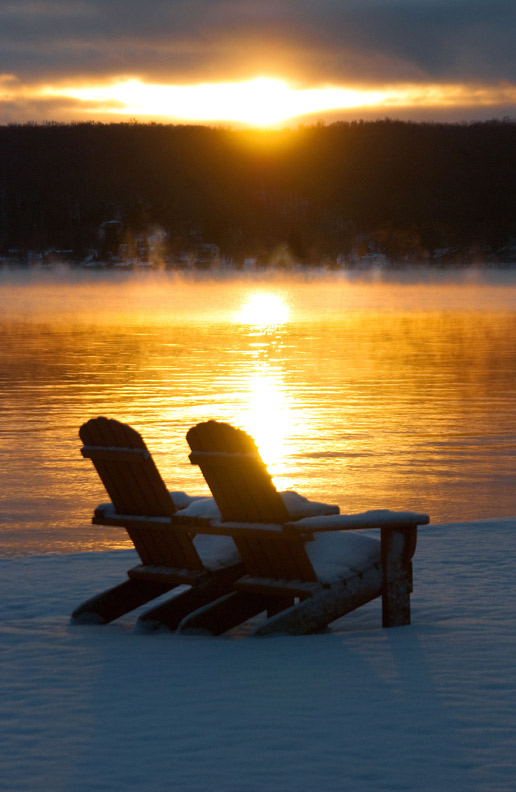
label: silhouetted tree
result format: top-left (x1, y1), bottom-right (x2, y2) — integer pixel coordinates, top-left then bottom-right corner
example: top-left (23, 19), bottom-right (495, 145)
top-left (1, 119), bottom-right (516, 264)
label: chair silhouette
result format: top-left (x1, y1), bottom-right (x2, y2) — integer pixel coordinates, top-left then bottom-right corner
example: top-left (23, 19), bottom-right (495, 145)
top-left (176, 420), bottom-right (429, 635)
top-left (71, 417), bottom-right (243, 628)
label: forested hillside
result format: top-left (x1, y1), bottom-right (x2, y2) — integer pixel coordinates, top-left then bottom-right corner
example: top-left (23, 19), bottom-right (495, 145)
top-left (1, 119), bottom-right (516, 265)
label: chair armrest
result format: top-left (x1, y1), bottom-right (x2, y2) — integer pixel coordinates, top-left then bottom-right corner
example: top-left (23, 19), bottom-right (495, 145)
top-left (285, 509), bottom-right (429, 629)
top-left (91, 503), bottom-right (212, 531)
top-left (284, 509), bottom-right (430, 534)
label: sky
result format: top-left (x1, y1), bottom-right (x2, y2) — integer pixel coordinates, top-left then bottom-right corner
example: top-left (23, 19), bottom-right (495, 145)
top-left (1, 0), bottom-right (516, 126)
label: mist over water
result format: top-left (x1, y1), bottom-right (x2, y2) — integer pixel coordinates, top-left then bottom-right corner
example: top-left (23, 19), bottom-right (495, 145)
top-left (2, 264), bottom-right (516, 321)
top-left (1, 266), bottom-right (516, 556)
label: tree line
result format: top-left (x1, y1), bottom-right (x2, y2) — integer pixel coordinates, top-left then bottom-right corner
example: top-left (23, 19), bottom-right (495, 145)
top-left (1, 118), bottom-right (516, 266)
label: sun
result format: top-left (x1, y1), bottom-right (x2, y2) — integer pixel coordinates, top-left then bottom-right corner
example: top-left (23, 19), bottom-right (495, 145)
top-left (43, 76), bottom-right (386, 127)
top-left (203, 78), bottom-right (294, 126)
top-left (238, 293), bottom-right (290, 326)
top-left (131, 77), bottom-right (305, 127)
top-left (21, 76), bottom-right (516, 126)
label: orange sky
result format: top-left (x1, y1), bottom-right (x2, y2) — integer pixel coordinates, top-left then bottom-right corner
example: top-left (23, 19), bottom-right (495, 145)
top-left (1, 1), bottom-right (515, 126)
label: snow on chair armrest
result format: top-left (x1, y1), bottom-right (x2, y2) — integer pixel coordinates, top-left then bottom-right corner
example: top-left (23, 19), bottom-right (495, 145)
top-left (284, 509), bottom-right (430, 534)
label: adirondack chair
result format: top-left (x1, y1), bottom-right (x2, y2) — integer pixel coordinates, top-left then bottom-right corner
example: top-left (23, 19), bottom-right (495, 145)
top-left (71, 417), bottom-right (243, 627)
top-left (174, 420), bottom-right (430, 636)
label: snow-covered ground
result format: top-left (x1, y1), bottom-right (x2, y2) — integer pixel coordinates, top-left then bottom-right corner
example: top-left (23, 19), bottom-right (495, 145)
top-left (1, 519), bottom-right (515, 792)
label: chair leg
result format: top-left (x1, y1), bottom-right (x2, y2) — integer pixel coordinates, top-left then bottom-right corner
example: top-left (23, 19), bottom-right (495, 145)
top-left (253, 565), bottom-right (383, 636)
top-left (179, 590), bottom-right (277, 635)
top-left (381, 526), bottom-right (417, 628)
top-left (71, 579), bottom-right (176, 624)
top-left (137, 564), bottom-right (245, 632)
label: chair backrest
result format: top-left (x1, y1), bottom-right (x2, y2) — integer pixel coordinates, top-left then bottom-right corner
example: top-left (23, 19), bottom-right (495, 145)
top-left (80, 416), bottom-right (205, 571)
top-left (80, 416), bottom-right (176, 517)
top-left (187, 420), bottom-right (318, 582)
top-left (187, 420), bottom-right (290, 524)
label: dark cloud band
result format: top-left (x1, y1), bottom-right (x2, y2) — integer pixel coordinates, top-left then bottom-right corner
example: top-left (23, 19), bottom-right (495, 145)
top-left (1, 0), bottom-right (516, 84)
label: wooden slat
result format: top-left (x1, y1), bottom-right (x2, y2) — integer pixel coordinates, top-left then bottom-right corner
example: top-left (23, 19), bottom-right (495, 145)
top-left (247, 536), bottom-right (284, 577)
top-left (80, 417), bottom-right (128, 513)
top-left (117, 419), bottom-right (159, 520)
top-left (235, 575), bottom-right (321, 599)
top-left (177, 521), bottom-right (284, 537)
top-left (79, 416), bottom-right (204, 571)
top-left (252, 564), bottom-right (384, 636)
top-left (188, 451), bottom-right (258, 464)
top-left (187, 420), bottom-right (289, 523)
top-left (192, 421), bottom-right (254, 521)
top-left (93, 512), bottom-right (172, 529)
top-left (137, 562), bottom-right (247, 632)
top-left (105, 418), bottom-right (165, 562)
top-left (283, 511), bottom-right (430, 533)
top-left (80, 417), bottom-right (177, 517)
top-left (232, 536), bottom-right (265, 576)
top-left (127, 564), bottom-right (207, 585)
top-left (210, 422), bottom-right (267, 522)
top-left (85, 420), bottom-right (148, 518)
top-left (111, 417), bottom-right (173, 518)
top-left (92, 511), bottom-right (211, 533)
top-left (146, 526), bottom-right (179, 567)
top-left (124, 526), bottom-right (153, 565)
top-left (230, 533), bottom-right (318, 582)
top-left (257, 536), bottom-right (292, 579)
top-left (154, 525), bottom-right (204, 571)
top-left (86, 418), bottom-right (151, 518)
top-left (81, 446), bottom-right (150, 461)
top-left (279, 537), bottom-right (319, 581)
top-left (71, 578), bottom-right (177, 624)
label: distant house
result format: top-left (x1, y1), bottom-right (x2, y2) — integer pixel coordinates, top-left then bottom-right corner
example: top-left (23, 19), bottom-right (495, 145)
top-left (98, 220), bottom-right (122, 257)
top-left (194, 243), bottom-right (220, 269)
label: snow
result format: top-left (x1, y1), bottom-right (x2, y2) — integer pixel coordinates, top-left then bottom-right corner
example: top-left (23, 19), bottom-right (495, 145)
top-left (191, 533), bottom-right (240, 570)
top-left (292, 509), bottom-right (431, 530)
top-left (278, 491), bottom-right (340, 519)
top-left (93, 495), bottom-right (241, 570)
top-left (305, 530), bottom-right (381, 582)
top-left (180, 489), bottom-right (340, 520)
top-left (1, 518), bottom-right (515, 792)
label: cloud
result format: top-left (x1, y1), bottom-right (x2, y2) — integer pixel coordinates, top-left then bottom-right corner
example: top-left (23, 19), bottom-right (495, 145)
top-left (1, 0), bottom-right (516, 85)
top-left (1, 0), bottom-right (516, 123)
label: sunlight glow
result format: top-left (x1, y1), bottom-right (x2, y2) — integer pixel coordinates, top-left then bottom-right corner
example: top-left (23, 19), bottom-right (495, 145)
top-left (243, 371), bottom-right (291, 463)
top-left (28, 76), bottom-right (516, 126)
top-left (42, 77), bottom-right (383, 126)
top-left (235, 366), bottom-right (297, 492)
top-left (237, 293), bottom-right (290, 327)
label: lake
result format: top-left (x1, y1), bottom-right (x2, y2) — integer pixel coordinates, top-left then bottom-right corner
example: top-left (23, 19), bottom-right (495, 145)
top-left (1, 266), bottom-right (515, 556)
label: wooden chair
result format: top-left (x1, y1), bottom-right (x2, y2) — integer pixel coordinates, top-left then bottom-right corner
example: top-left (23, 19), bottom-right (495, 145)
top-left (175, 420), bottom-right (430, 635)
top-left (71, 417), bottom-right (243, 628)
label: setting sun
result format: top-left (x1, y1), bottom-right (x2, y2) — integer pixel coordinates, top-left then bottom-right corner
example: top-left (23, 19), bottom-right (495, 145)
top-left (3, 1), bottom-right (516, 127)
top-left (0, 74), bottom-right (510, 127)
top-left (45, 76), bottom-right (367, 126)
top-left (32, 76), bottom-right (516, 127)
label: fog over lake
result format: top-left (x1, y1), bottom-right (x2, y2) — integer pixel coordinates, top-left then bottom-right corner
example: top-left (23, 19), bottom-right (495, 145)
top-left (1, 266), bottom-right (515, 556)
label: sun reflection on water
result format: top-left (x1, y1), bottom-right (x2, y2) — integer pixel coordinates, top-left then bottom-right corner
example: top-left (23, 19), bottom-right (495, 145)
top-left (235, 366), bottom-right (298, 490)
top-left (237, 292), bottom-right (290, 327)
top-left (3, 273), bottom-right (516, 556)
top-left (233, 292), bottom-right (296, 486)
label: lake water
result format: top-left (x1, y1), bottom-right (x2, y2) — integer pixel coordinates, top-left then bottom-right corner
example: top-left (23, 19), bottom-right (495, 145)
top-left (1, 266), bottom-right (515, 557)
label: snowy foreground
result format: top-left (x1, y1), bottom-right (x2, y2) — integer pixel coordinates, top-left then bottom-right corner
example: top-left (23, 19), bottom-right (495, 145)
top-left (1, 519), bottom-right (515, 792)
